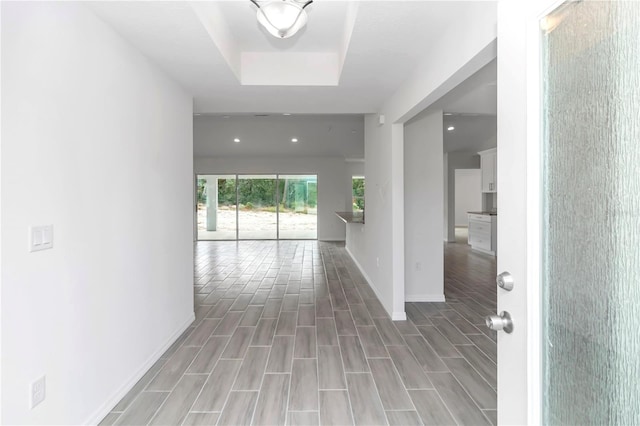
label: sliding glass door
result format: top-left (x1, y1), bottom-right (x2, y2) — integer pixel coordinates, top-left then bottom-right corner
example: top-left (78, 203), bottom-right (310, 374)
top-left (237, 175), bottom-right (278, 240)
top-left (278, 175), bottom-right (317, 240)
top-left (197, 175), bottom-right (237, 241)
top-left (196, 174), bottom-right (317, 240)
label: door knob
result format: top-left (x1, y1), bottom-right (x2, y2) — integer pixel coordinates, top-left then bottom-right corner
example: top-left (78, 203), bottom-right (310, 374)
top-left (496, 271), bottom-right (514, 291)
top-left (485, 311), bottom-right (514, 333)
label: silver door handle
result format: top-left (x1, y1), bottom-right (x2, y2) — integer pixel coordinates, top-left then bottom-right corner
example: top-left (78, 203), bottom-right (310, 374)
top-left (496, 271), bottom-right (514, 291)
top-left (485, 311), bottom-right (513, 333)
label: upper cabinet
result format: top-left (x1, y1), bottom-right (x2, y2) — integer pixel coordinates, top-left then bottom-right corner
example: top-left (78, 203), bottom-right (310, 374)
top-left (479, 148), bottom-right (497, 193)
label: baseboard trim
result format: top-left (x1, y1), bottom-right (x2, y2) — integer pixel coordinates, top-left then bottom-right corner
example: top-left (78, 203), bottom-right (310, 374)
top-left (345, 246), bottom-right (373, 287)
top-left (405, 294), bottom-right (446, 303)
top-left (344, 246), bottom-right (405, 321)
top-left (392, 311), bottom-right (407, 321)
top-left (87, 312), bottom-right (195, 425)
top-left (470, 246), bottom-right (496, 256)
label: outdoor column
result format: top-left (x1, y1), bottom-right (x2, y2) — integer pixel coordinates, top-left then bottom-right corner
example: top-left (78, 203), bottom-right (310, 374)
top-left (206, 177), bottom-right (218, 231)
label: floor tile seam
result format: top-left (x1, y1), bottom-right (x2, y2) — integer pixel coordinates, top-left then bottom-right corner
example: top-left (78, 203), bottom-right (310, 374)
top-left (247, 344), bottom-right (277, 426)
top-left (449, 349), bottom-right (497, 391)
top-left (146, 383), bottom-right (182, 426)
top-left (320, 248), bottom-right (357, 426)
top-left (431, 316), bottom-right (476, 346)
top-left (417, 383), bottom-right (461, 426)
top-left (181, 337), bottom-right (235, 419)
top-left (443, 359), bottom-right (497, 411)
top-left (454, 343), bottom-right (497, 367)
top-left (366, 348), bottom-right (422, 415)
top-left (461, 340), bottom-right (496, 364)
top-left (284, 335), bottom-right (297, 421)
top-left (117, 358), bottom-right (170, 415)
top-left (430, 370), bottom-right (490, 424)
top-left (349, 327), bottom-right (398, 425)
top-left (114, 390), bottom-right (168, 426)
top-left (402, 330), bottom-right (444, 370)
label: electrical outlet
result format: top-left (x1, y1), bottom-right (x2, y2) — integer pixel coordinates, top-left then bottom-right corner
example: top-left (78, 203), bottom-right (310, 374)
top-left (30, 375), bottom-right (46, 409)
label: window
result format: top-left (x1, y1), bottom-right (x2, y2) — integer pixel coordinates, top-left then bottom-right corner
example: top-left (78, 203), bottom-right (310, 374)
top-left (352, 176), bottom-right (365, 213)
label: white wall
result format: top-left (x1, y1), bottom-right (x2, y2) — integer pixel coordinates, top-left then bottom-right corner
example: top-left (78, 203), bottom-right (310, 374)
top-left (195, 157), bottom-right (349, 241)
top-left (1, 3), bottom-right (193, 424)
top-left (404, 110), bottom-right (445, 302)
top-left (345, 2), bottom-right (497, 319)
top-left (455, 169), bottom-right (482, 226)
top-left (345, 116), bottom-right (398, 317)
top-left (444, 152), bottom-right (482, 241)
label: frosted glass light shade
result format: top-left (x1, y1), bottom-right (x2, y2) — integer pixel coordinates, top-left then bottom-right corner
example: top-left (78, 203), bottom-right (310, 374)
top-left (257, 1), bottom-right (308, 39)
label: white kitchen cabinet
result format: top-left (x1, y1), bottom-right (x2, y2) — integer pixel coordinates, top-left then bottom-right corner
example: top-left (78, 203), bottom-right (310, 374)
top-left (479, 148), bottom-right (497, 193)
top-left (468, 213), bottom-right (497, 256)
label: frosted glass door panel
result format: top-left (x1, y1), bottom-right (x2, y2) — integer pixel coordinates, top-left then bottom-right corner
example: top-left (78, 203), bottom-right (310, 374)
top-left (541, 2), bottom-right (640, 424)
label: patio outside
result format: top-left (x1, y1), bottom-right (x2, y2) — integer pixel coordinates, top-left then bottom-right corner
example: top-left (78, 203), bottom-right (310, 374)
top-left (197, 175), bottom-right (318, 240)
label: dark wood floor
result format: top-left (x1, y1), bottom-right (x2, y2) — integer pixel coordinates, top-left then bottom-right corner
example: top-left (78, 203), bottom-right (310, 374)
top-left (101, 232), bottom-right (497, 426)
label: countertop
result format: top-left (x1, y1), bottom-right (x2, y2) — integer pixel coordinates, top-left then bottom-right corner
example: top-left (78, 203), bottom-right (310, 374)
top-left (335, 211), bottom-right (365, 224)
top-left (468, 211), bottom-right (498, 216)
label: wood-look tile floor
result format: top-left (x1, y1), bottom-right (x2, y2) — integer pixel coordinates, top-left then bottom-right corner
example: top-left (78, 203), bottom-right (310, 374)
top-left (102, 236), bottom-right (497, 426)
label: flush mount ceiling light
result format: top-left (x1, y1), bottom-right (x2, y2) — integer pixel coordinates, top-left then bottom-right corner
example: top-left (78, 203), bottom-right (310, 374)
top-left (447, 126), bottom-right (455, 131)
top-left (250, 0), bottom-right (313, 39)
top-left (234, 138), bottom-right (241, 143)
top-left (291, 138), bottom-right (299, 143)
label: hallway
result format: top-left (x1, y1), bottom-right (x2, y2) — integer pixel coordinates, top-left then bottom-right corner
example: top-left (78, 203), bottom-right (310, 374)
top-left (102, 240), bottom-right (497, 426)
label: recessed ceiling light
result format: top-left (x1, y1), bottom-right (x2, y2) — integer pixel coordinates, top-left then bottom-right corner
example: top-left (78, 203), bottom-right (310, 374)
top-left (234, 138), bottom-right (240, 143)
top-left (291, 138), bottom-right (299, 143)
top-left (351, 130), bottom-right (357, 134)
top-left (444, 113), bottom-right (453, 116)
top-left (447, 126), bottom-right (455, 131)
top-left (194, 113), bottom-right (202, 116)
top-left (223, 115), bottom-right (230, 119)
top-left (283, 113), bottom-right (291, 116)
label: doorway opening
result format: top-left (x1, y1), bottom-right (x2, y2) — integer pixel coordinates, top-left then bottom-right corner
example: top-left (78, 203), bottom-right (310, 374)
top-left (196, 174), bottom-right (318, 240)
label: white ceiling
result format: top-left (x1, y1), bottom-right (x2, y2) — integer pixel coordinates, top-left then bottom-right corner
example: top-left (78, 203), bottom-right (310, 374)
top-left (438, 58), bottom-right (497, 152)
top-left (443, 115), bottom-right (496, 153)
top-left (90, 1), bottom-right (496, 157)
top-left (88, 1), bottom-right (495, 114)
top-left (437, 59), bottom-right (497, 115)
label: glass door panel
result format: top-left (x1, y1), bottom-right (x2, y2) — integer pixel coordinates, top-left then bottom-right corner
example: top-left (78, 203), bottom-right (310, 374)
top-left (278, 175), bottom-right (318, 240)
top-left (541, 2), bottom-right (640, 424)
top-left (237, 175), bottom-right (278, 240)
top-left (197, 174), bottom-right (237, 240)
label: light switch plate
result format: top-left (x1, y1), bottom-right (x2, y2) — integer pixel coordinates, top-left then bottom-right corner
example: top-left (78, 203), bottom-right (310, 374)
top-left (29, 225), bottom-right (54, 252)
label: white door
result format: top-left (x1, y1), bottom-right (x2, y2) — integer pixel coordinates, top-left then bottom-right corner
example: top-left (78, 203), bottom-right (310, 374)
top-left (497, 1), bottom-right (640, 424)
